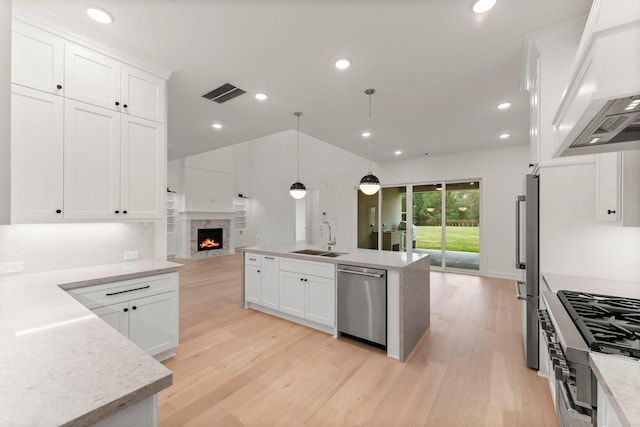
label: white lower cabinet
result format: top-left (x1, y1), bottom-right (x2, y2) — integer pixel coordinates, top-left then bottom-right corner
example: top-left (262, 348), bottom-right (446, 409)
top-left (94, 395), bottom-right (157, 427)
top-left (68, 272), bottom-right (179, 360)
top-left (597, 382), bottom-right (623, 427)
top-left (279, 258), bottom-right (335, 328)
top-left (244, 253), bottom-right (280, 309)
top-left (244, 253), bottom-right (336, 331)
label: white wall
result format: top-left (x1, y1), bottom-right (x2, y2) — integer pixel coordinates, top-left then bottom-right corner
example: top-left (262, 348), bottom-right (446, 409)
top-left (0, 222), bottom-right (156, 274)
top-left (244, 130), bottom-right (370, 247)
top-left (379, 145), bottom-right (530, 279)
top-left (0, 0), bottom-right (10, 225)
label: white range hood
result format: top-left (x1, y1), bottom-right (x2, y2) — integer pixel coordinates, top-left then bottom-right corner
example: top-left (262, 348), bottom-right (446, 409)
top-left (553, 0), bottom-right (640, 157)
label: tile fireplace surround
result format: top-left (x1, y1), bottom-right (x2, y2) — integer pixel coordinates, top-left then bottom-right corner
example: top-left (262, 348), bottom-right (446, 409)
top-left (178, 212), bottom-right (234, 259)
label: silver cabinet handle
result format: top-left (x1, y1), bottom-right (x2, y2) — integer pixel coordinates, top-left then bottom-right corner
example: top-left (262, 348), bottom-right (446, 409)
top-left (515, 281), bottom-right (527, 301)
top-left (336, 269), bottom-right (383, 278)
top-left (515, 195), bottom-right (526, 270)
top-left (558, 380), bottom-right (592, 423)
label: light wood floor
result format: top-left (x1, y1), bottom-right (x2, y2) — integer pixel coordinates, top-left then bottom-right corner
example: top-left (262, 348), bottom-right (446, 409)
top-left (158, 253), bottom-right (557, 427)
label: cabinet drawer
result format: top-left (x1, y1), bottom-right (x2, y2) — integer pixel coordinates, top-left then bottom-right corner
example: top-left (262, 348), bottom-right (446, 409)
top-left (280, 258), bottom-right (335, 279)
top-left (67, 272), bottom-right (178, 309)
top-left (245, 253), bottom-right (261, 266)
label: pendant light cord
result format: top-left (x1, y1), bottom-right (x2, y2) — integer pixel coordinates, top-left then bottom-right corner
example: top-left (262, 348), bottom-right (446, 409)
top-left (295, 112), bottom-right (302, 181)
top-left (365, 89), bottom-right (375, 174)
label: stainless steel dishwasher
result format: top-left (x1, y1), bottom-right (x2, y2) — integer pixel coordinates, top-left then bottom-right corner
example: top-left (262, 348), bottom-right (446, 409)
top-left (336, 264), bottom-right (387, 348)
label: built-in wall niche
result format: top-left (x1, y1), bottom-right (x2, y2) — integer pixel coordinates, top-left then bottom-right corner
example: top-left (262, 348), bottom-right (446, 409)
top-left (197, 228), bottom-right (223, 251)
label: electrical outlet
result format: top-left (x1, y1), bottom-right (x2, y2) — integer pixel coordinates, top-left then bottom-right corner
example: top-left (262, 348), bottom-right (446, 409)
top-left (124, 251), bottom-right (139, 261)
top-left (0, 262), bottom-right (24, 274)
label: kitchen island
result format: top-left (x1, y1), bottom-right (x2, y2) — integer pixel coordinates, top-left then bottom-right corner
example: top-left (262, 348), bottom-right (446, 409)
top-left (242, 243), bottom-right (430, 362)
top-left (542, 273), bottom-right (640, 427)
top-left (0, 259), bottom-right (180, 426)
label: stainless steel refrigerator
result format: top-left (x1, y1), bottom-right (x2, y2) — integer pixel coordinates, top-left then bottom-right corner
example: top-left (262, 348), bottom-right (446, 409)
top-left (515, 173), bottom-right (539, 370)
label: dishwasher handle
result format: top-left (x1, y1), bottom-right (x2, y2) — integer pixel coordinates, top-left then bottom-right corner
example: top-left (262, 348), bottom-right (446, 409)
top-left (336, 268), bottom-right (384, 278)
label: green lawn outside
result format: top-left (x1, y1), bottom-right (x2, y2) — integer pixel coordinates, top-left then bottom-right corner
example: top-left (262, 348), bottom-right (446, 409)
top-left (415, 226), bottom-right (479, 253)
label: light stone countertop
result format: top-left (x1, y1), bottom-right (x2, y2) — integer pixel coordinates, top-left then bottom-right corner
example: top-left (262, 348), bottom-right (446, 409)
top-left (0, 259), bottom-right (181, 427)
top-left (542, 273), bottom-right (640, 299)
top-left (590, 353), bottom-right (640, 427)
top-left (243, 242), bottom-right (429, 270)
top-left (542, 273), bottom-right (640, 427)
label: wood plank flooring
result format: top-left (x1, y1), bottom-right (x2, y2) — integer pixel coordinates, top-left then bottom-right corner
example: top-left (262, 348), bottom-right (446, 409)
top-left (158, 254), bottom-right (557, 427)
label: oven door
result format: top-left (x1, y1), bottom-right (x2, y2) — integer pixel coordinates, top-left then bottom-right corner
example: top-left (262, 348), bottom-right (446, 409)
top-left (556, 380), bottom-right (595, 427)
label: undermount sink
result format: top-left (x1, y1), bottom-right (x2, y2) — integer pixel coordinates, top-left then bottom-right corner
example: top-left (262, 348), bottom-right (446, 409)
top-left (291, 249), bottom-right (346, 257)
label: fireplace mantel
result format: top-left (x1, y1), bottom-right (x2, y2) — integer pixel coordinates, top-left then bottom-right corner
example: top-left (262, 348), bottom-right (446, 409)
top-left (178, 211), bottom-right (234, 220)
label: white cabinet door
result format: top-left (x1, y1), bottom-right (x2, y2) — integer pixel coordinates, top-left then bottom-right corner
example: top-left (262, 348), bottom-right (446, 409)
top-left (261, 256), bottom-right (280, 310)
top-left (121, 65), bottom-right (165, 123)
top-left (128, 292), bottom-right (178, 357)
top-left (120, 116), bottom-right (164, 219)
top-left (93, 302), bottom-right (130, 337)
top-left (595, 152), bottom-right (621, 223)
top-left (10, 84), bottom-right (64, 222)
top-left (306, 276), bottom-right (335, 327)
top-left (64, 43), bottom-right (120, 111)
top-left (279, 271), bottom-right (305, 318)
top-left (64, 100), bottom-right (121, 219)
top-left (11, 21), bottom-right (64, 95)
top-left (245, 264), bottom-right (261, 305)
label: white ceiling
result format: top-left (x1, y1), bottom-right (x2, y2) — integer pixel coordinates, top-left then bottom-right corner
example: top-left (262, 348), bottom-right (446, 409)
top-left (14, 0), bottom-right (592, 162)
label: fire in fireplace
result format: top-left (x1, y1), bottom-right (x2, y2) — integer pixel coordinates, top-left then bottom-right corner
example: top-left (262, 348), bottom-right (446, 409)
top-left (197, 228), bottom-right (223, 251)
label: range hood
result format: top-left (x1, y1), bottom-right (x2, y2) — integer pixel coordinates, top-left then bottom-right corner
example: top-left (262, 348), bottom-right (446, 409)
top-left (553, 0), bottom-right (640, 157)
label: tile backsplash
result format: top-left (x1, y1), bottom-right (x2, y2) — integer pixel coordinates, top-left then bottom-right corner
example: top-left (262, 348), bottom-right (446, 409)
top-left (0, 222), bottom-right (155, 274)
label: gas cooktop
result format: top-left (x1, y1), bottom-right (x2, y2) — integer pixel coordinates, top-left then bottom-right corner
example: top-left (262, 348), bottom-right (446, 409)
top-left (557, 290), bottom-right (640, 358)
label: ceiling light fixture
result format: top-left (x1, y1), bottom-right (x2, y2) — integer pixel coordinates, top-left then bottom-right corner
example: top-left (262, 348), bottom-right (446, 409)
top-left (289, 112), bottom-right (307, 200)
top-left (87, 7), bottom-right (114, 24)
top-left (255, 93), bottom-right (268, 101)
top-left (212, 123), bottom-right (222, 129)
top-left (497, 102), bottom-right (511, 109)
top-left (394, 150), bottom-right (402, 156)
top-left (472, 0), bottom-right (497, 13)
top-left (362, 131), bottom-right (371, 138)
top-left (359, 89), bottom-right (381, 196)
top-left (499, 133), bottom-right (510, 139)
top-left (335, 58), bottom-right (351, 70)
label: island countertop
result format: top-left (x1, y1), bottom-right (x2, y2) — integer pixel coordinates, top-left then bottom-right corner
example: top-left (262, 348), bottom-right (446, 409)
top-left (242, 242), bottom-right (429, 269)
top-left (0, 259), bottom-right (181, 427)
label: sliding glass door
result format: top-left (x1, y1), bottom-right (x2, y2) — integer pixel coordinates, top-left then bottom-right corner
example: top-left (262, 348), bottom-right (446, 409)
top-left (443, 181), bottom-right (480, 271)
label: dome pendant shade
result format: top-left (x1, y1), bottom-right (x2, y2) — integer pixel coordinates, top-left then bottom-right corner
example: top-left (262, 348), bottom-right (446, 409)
top-left (359, 173), bottom-right (380, 195)
top-left (290, 181), bottom-right (307, 199)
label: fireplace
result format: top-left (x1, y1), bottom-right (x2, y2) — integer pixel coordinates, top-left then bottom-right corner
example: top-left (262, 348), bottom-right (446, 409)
top-left (197, 228), bottom-right (223, 252)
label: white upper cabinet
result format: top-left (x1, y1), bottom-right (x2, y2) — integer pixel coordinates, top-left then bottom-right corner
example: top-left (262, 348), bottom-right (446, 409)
top-left (64, 43), bottom-right (120, 111)
top-left (64, 100), bottom-right (120, 219)
top-left (595, 151), bottom-right (640, 226)
top-left (120, 115), bottom-right (164, 219)
top-left (65, 44), bottom-right (165, 123)
top-left (11, 21), bottom-right (64, 95)
top-left (11, 84), bottom-right (64, 222)
top-left (121, 65), bottom-right (166, 123)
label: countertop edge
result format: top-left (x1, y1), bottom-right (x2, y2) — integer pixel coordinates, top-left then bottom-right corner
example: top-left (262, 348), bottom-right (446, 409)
top-left (589, 353), bottom-right (640, 427)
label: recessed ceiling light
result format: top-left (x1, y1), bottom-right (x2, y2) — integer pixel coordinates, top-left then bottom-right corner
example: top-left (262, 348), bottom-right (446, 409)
top-left (589, 137), bottom-right (601, 144)
top-left (394, 150), bottom-right (402, 155)
top-left (334, 58), bottom-right (351, 70)
top-left (472, 0), bottom-right (497, 13)
top-left (255, 93), bottom-right (268, 101)
top-left (497, 102), bottom-right (511, 110)
top-left (470, 182), bottom-right (475, 185)
top-left (499, 133), bottom-right (510, 139)
top-left (212, 123), bottom-right (222, 129)
top-left (87, 7), bottom-right (114, 24)
top-left (362, 131), bottom-right (371, 138)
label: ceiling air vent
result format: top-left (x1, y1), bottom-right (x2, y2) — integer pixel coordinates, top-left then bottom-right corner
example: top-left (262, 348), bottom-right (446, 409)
top-left (202, 83), bottom-right (246, 104)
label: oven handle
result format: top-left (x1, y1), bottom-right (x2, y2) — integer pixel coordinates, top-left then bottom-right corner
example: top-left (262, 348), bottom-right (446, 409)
top-left (558, 380), bottom-right (592, 423)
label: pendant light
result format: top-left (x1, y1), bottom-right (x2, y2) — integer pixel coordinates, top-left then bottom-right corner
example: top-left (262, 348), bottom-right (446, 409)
top-left (289, 112), bottom-right (307, 199)
top-left (359, 88), bottom-right (381, 195)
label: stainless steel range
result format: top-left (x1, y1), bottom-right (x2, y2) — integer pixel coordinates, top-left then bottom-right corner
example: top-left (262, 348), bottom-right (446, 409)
top-left (540, 290), bottom-right (640, 427)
